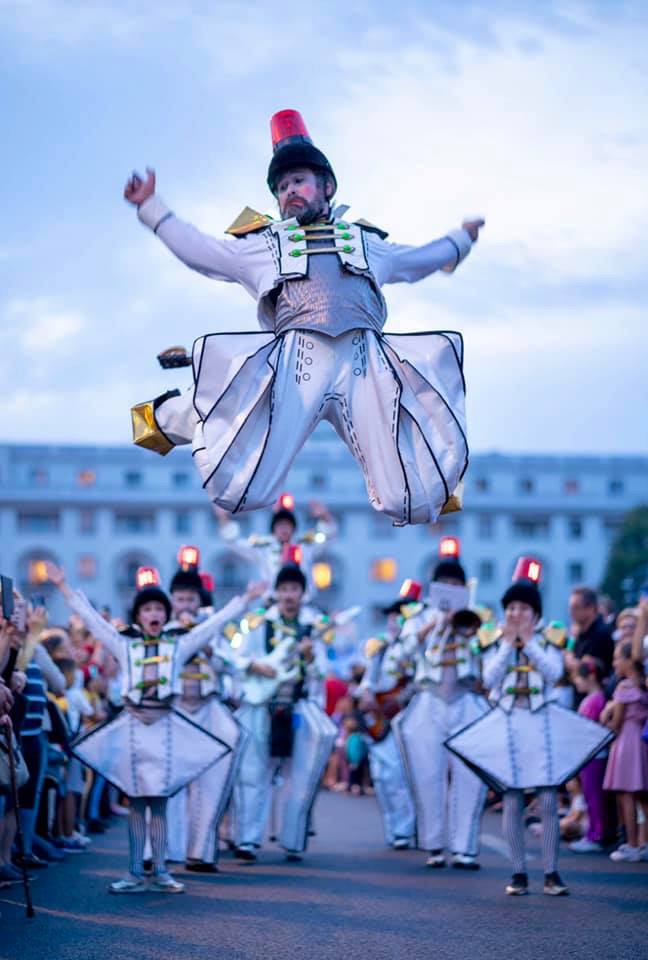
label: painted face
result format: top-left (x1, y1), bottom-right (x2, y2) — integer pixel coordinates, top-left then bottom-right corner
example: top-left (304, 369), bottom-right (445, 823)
top-left (272, 519), bottom-right (296, 544)
top-left (276, 167), bottom-right (330, 224)
top-left (276, 580), bottom-right (304, 619)
top-left (136, 600), bottom-right (168, 638)
top-left (504, 601), bottom-right (538, 633)
top-left (171, 589), bottom-right (201, 618)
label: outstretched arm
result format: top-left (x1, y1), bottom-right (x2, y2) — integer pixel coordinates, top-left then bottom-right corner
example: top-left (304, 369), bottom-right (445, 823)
top-left (372, 219), bottom-right (484, 284)
top-left (178, 580), bottom-right (268, 664)
top-left (124, 168), bottom-right (242, 284)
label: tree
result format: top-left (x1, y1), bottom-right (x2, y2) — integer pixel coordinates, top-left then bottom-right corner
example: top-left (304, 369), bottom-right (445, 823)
top-left (600, 505), bottom-right (648, 610)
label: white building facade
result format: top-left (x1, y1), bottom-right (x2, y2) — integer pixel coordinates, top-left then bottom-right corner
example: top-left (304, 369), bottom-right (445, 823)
top-left (0, 428), bottom-right (646, 642)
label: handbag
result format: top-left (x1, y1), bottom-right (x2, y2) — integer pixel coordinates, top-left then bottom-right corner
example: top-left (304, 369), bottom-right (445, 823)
top-left (0, 726), bottom-right (29, 791)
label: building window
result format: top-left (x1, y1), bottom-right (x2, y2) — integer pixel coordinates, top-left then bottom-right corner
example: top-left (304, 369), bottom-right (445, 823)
top-left (371, 558), bottom-right (397, 582)
top-left (114, 512), bottom-right (155, 534)
top-left (478, 515), bottom-right (494, 539)
top-left (512, 516), bottom-right (550, 538)
top-left (28, 468), bottom-right (48, 486)
top-left (608, 478), bottom-right (624, 496)
top-left (78, 509), bottom-right (96, 535)
top-left (28, 559), bottom-right (50, 585)
top-left (312, 562), bottom-right (333, 591)
top-left (78, 469), bottom-right (96, 487)
top-left (77, 555), bottom-right (97, 579)
top-left (172, 472), bottom-right (190, 489)
top-left (518, 477), bottom-right (534, 494)
top-left (479, 560), bottom-right (495, 583)
top-left (124, 471), bottom-right (142, 488)
top-left (564, 478), bottom-right (580, 495)
top-left (310, 473), bottom-right (328, 490)
top-left (175, 512), bottom-right (192, 535)
top-left (474, 477), bottom-right (489, 493)
top-left (18, 511), bottom-right (60, 533)
top-left (567, 517), bottom-right (583, 540)
top-left (568, 561), bottom-right (584, 583)
top-left (603, 517), bottom-right (622, 541)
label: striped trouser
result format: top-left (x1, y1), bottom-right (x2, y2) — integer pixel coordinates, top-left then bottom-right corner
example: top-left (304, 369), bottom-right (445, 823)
top-left (502, 788), bottom-right (559, 874)
top-left (128, 797), bottom-right (167, 877)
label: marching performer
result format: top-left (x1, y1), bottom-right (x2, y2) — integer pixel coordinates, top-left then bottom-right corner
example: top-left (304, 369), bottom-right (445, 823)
top-left (232, 564), bottom-right (337, 861)
top-left (360, 592), bottom-right (416, 849)
top-left (393, 547), bottom-right (489, 869)
top-left (45, 561), bottom-right (263, 894)
top-left (126, 109), bottom-right (484, 525)
top-left (445, 560), bottom-right (614, 897)
top-left (164, 558), bottom-right (249, 873)
top-left (215, 494), bottom-right (337, 593)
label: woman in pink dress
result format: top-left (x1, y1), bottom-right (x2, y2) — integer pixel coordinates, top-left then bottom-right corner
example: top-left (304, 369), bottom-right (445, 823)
top-left (602, 642), bottom-right (648, 862)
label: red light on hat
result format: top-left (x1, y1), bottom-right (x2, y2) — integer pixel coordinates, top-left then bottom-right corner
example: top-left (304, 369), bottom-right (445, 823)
top-left (276, 492), bottom-right (295, 512)
top-left (270, 110), bottom-right (311, 151)
top-left (282, 544), bottom-right (303, 566)
top-left (439, 536), bottom-right (461, 559)
top-left (136, 566), bottom-right (160, 589)
top-left (513, 556), bottom-right (543, 584)
top-left (199, 572), bottom-right (215, 593)
top-left (177, 545), bottom-right (200, 571)
top-left (399, 579), bottom-right (422, 602)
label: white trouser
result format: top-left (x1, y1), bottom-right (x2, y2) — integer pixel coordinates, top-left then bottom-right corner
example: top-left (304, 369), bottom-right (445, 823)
top-left (369, 730), bottom-right (416, 844)
top-left (233, 699), bottom-right (336, 853)
top-left (166, 697), bottom-right (246, 863)
top-left (157, 329), bottom-right (467, 525)
top-left (393, 689), bottom-right (487, 855)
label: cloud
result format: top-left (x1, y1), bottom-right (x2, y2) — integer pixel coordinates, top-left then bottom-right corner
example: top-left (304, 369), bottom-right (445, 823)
top-left (4, 297), bottom-right (86, 350)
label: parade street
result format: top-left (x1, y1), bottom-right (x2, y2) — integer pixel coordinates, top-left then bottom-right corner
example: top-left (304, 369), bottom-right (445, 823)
top-left (2, 791), bottom-right (646, 960)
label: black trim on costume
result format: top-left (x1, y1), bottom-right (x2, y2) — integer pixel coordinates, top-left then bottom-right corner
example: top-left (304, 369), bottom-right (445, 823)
top-left (154, 212), bottom-right (174, 234)
top-left (444, 236), bottom-right (461, 269)
top-left (196, 335), bottom-right (277, 426)
top-left (152, 388), bottom-right (182, 449)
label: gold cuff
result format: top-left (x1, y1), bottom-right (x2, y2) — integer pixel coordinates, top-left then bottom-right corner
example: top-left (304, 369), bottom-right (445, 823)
top-left (131, 401), bottom-right (174, 456)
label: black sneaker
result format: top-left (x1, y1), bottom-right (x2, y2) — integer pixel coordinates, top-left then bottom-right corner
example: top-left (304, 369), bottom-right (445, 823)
top-left (185, 860), bottom-right (219, 874)
top-left (234, 845), bottom-right (257, 862)
top-left (543, 871), bottom-right (569, 896)
top-left (505, 872), bottom-right (529, 895)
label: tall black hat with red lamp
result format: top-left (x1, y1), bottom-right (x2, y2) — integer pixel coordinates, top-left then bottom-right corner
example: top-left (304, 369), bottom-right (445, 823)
top-left (432, 536), bottom-right (467, 585)
top-left (267, 110), bottom-right (337, 195)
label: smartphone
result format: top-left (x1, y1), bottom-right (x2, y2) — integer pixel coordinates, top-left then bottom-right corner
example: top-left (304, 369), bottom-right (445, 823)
top-left (0, 575), bottom-right (14, 619)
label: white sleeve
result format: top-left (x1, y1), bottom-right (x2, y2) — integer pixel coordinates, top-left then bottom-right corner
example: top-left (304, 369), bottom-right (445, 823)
top-left (137, 196), bottom-right (242, 284)
top-left (525, 638), bottom-right (564, 686)
top-left (483, 641), bottom-right (515, 691)
top-left (178, 594), bottom-right (248, 664)
top-left (32, 644), bottom-right (66, 696)
top-left (219, 522), bottom-right (259, 565)
top-left (66, 591), bottom-right (126, 668)
top-left (371, 228), bottom-right (473, 284)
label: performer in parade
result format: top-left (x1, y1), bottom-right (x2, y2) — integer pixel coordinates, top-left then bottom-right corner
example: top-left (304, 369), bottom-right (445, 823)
top-left (164, 557), bottom-right (249, 873)
top-left (44, 561), bottom-right (264, 894)
top-left (231, 564), bottom-right (337, 862)
top-left (214, 494), bottom-right (337, 593)
top-left (126, 109), bottom-right (484, 526)
top-left (393, 547), bottom-right (489, 870)
top-left (445, 560), bottom-right (615, 897)
top-left (359, 590), bottom-right (416, 849)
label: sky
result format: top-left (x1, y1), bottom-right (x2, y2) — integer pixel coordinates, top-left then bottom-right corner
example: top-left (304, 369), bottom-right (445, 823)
top-left (1, 0), bottom-right (647, 454)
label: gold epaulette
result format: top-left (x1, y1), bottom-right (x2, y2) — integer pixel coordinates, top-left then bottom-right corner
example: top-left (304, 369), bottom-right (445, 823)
top-left (354, 218), bottom-right (389, 240)
top-left (225, 207), bottom-right (274, 236)
top-left (544, 621), bottom-right (568, 648)
top-left (400, 601), bottom-right (424, 621)
top-left (479, 623), bottom-right (502, 649)
top-left (475, 605), bottom-right (495, 625)
top-left (248, 534), bottom-right (272, 547)
top-left (441, 480), bottom-right (464, 515)
top-left (364, 636), bottom-right (387, 659)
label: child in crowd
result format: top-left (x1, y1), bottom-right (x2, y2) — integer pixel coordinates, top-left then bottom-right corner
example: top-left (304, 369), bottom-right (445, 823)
top-left (601, 642), bottom-right (648, 862)
top-left (570, 657), bottom-right (609, 852)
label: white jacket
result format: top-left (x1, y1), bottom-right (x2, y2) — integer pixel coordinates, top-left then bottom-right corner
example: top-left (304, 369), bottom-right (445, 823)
top-left (137, 197), bottom-right (474, 333)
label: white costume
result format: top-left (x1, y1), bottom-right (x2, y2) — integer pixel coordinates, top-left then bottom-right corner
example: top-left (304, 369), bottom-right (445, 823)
top-left (135, 195), bottom-right (472, 525)
top-left (361, 633), bottom-right (416, 846)
top-left (393, 610), bottom-right (488, 860)
top-left (232, 605), bottom-right (336, 854)
top-left (68, 592), bottom-right (244, 797)
top-left (166, 642), bottom-right (246, 864)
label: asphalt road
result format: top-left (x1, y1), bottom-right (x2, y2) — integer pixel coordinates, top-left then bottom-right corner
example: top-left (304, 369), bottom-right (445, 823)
top-left (2, 792), bottom-right (647, 960)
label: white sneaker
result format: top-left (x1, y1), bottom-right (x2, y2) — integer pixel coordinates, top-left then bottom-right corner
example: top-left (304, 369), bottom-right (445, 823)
top-left (569, 838), bottom-right (603, 853)
top-left (72, 830), bottom-right (92, 847)
top-left (109, 874), bottom-right (148, 894)
top-left (392, 838), bottom-right (410, 851)
top-left (639, 846), bottom-right (648, 862)
top-left (426, 851), bottom-right (446, 868)
top-left (610, 844), bottom-right (641, 862)
top-left (451, 853), bottom-right (480, 871)
top-left (150, 871), bottom-right (185, 893)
